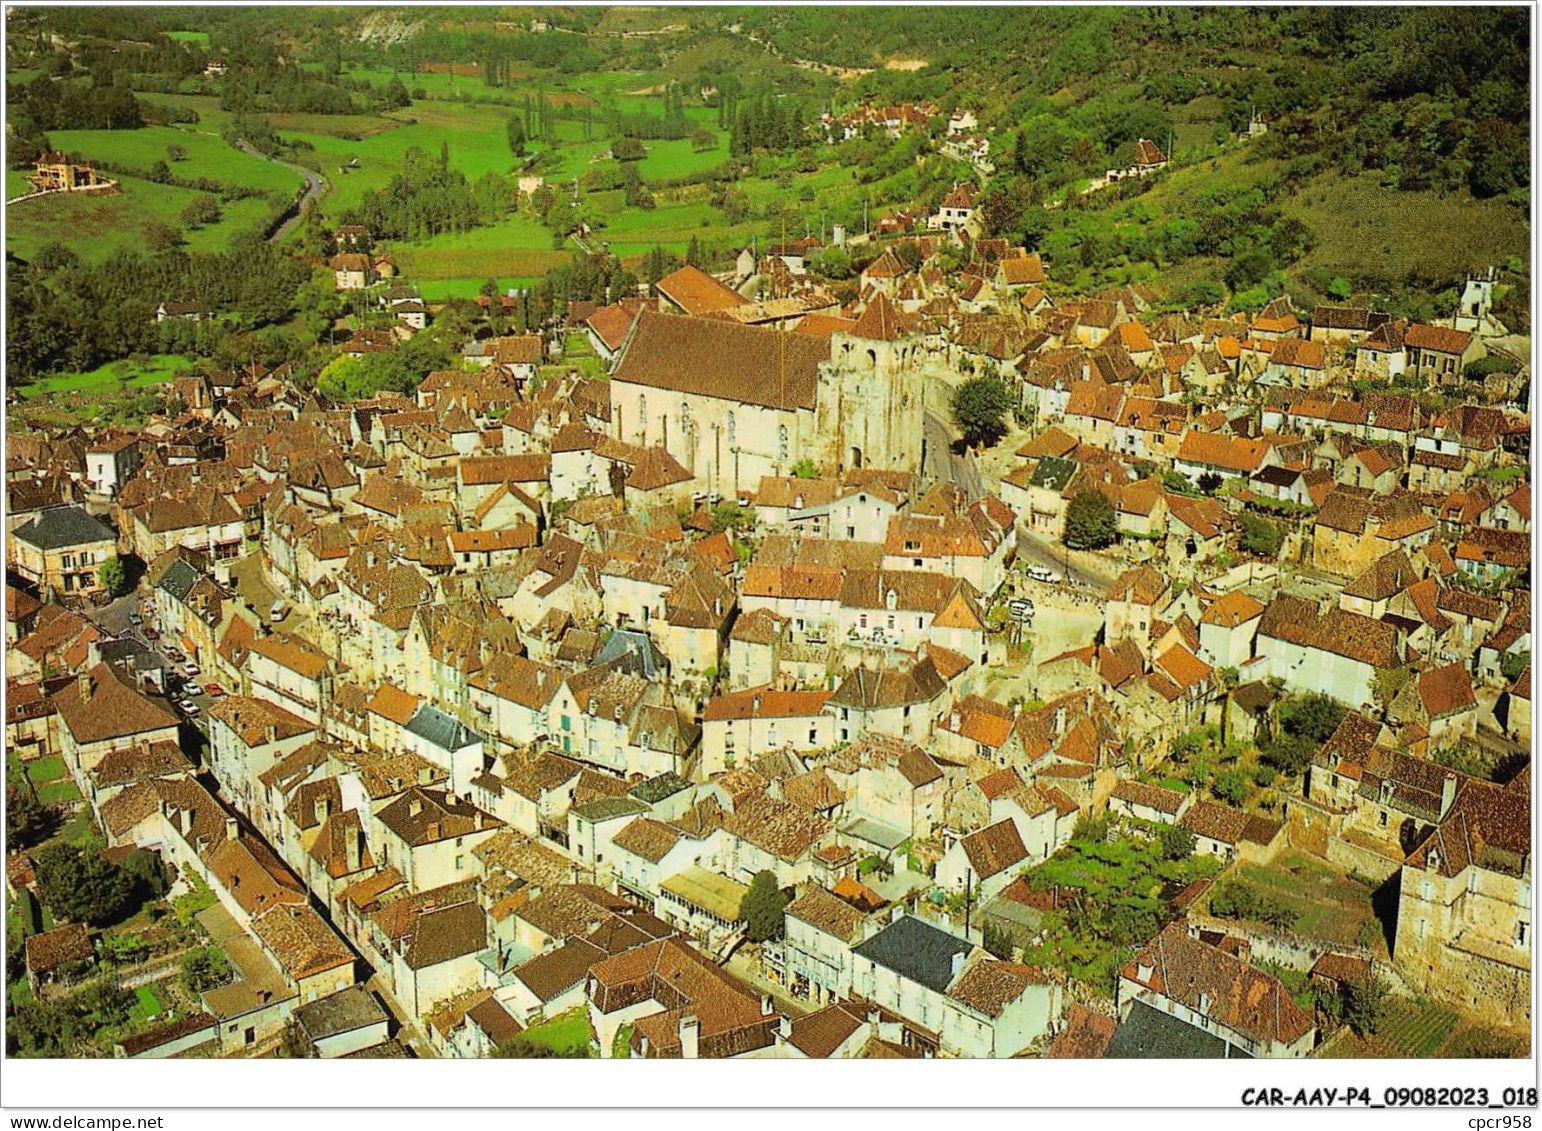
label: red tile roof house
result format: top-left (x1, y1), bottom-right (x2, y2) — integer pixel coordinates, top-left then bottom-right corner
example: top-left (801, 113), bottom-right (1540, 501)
top-left (935, 818), bottom-right (1029, 901)
top-left (1118, 922), bottom-right (1316, 1057)
top-left (1108, 779), bottom-right (1193, 826)
top-left (587, 936), bottom-right (778, 1058)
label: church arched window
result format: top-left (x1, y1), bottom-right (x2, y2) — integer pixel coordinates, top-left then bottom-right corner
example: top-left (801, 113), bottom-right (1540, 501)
top-left (727, 412), bottom-right (736, 448)
top-left (778, 424), bottom-right (789, 460)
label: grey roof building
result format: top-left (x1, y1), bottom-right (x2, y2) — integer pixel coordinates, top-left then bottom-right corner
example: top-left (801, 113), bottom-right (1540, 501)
top-left (404, 703), bottom-right (482, 754)
top-left (1104, 999), bottom-right (1254, 1059)
top-left (13, 505), bottom-right (116, 551)
top-left (852, 913), bottom-right (972, 994)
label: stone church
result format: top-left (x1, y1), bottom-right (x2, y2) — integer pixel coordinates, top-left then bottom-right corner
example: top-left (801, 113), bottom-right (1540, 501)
top-left (608, 296), bottom-right (929, 497)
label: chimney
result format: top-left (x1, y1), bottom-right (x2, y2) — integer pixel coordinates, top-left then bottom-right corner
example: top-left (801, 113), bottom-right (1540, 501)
top-left (345, 825), bottom-right (362, 872)
top-left (753, 695), bottom-right (762, 713)
top-left (225, 816), bottom-right (238, 841)
top-left (389, 776), bottom-right (402, 792)
top-left (314, 796), bottom-right (330, 825)
top-left (777, 1014), bottom-right (793, 1040)
top-left (678, 1014), bottom-right (700, 1059)
top-left (418, 765), bottom-right (432, 785)
top-left (949, 711), bottom-right (960, 731)
top-left (77, 671), bottom-right (94, 702)
top-left (759, 993), bottom-right (774, 1017)
top-left (1235, 939), bottom-right (1251, 967)
top-left (1136, 960), bottom-right (1154, 982)
top-left (179, 807), bottom-right (193, 837)
top-left (1198, 991), bottom-right (1212, 1015)
top-left (950, 951), bottom-right (967, 980)
top-left (474, 811), bottom-right (484, 830)
top-left (409, 797), bottom-right (423, 818)
top-left (1440, 772), bottom-right (1457, 820)
top-left (427, 821), bottom-right (441, 840)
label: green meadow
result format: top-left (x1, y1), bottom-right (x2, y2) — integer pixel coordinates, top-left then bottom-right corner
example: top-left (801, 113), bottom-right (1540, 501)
top-left (45, 125), bottom-right (303, 195)
top-left (7, 173), bottom-right (279, 262)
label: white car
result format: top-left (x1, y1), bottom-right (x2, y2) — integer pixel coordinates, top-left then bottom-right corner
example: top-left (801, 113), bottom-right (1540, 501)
top-left (181, 663), bottom-right (200, 680)
top-left (1026, 565), bottom-right (1064, 585)
top-left (270, 600), bottom-right (289, 624)
top-left (182, 683), bottom-right (204, 698)
top-left (178, 700), bottom-right (200, 716)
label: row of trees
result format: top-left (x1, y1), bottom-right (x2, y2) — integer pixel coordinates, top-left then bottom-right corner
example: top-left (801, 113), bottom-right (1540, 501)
top-left (346, 144), bottom-right (516, 242)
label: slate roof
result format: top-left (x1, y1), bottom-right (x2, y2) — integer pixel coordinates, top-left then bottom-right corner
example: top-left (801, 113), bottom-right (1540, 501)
top-left (1105, 998), bottom-right (1251, 1059)
top-left (13, 505), bottom-right (116, 550)
top-left (851, 914), bottom-right (972, 994)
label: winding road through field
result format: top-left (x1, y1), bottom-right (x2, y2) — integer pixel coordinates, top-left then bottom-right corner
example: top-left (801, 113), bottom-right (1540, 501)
top-left (233, 139), bottom-right (325, 242)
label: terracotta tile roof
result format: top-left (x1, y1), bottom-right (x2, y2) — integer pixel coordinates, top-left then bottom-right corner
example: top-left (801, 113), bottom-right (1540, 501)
top-left (611, 817), bottom-right (682, 864)
top-left (785, 884), bottom-right (866, 941)
top-left (1111, 779), bottom-right (1187, 815)
top-left (946, 958), bottom-right (1050, 1017)
top-left (1269, 337), bottom-right (1325, 369)
top-left (1418, 662), bottom-right (1476, 720)
top-left (1121, 923), bottom-right (1313, 1046)
top-left (1176, 431), bottom-right (1271, 474)
top-left (1046, 1003), bottom-right (1118, 1058)
top-left (960, 818), bottom-right (1028, 879)
top-left (655, 265), bottom-right (745, 316)
top-left (1404, 322), bottom-right (1475, 355)
top-left (1259, 594), bottom-right (1401, 669)
top-left (25, 922), bottom-right (93, 974)
top-left (52, 664), bottom-right (178, 747)
top-left (722, 793), bottom-right (828, 861)
top-left (1200, 590), bottom-right (1265, 628)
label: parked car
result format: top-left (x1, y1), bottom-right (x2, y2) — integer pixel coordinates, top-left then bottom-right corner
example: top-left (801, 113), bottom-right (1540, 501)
top-left (182, 683), bottom-right (204, 698)
top-left (128, 610), bottom-right (142, 626)
top-left (178, 700), bottom-right (200, 717)
top-left (270, 599), bottom-right (289, 624)
top-left (203, 682), bottom-right (225, 697)
top-left (164, 647), bottom-right (185, 663)
top-left (181, 663), bottom-right (200, 680)
top-left (1026, 565), bottom-right (1064, 585)
top-left (143, 626), bottom-right (160, 641)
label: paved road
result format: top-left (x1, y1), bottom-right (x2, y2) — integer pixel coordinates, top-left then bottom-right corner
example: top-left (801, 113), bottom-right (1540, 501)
top-left (1014, 527), bottom-right (1121, 593)
top-left (234, 140), bottom-right (325, 243)
top-left (88, 593), bottom-right (215, 736)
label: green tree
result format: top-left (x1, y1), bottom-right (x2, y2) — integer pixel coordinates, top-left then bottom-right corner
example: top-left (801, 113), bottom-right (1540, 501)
top-left (1064, 489), bottom-right (1117, 550)
top-left (690, 127), bottom-right (717, 152)
top-left (495, 1036), bottom-right (587, 1058)
top-left (739, 870), bottom-right (790, 942)
top-left (7, 1000), bottom-right (73, 1057)
top-left (1370, 665), bottom-right (1411, 718)
top-left (1284, 692), bottom-right (1346, 743)
top-left (34, 842), bottom-right (138, 927)
top-left (1342, 975), bottom-right (1389, 1037)
top-left (612, 137), bottom-right (646, 162)
top-left (166, 142), bottom-right (187, 163)
top-left (1216, 665), bottom-right (1240, 747)
top-left (791, 458), bottom-right (819, 479)
top-left (1239, 513), bottom-right (1283, 557)
top-left (1213, 768), bottom-right (1249, 806)
top-left (180, 948), bottom-right (233, 995)
top-left (142, 221), bottom-right (184, 254)
top-left (6, 782), bottom-right (57, 849)
top-left (506, 115), bottom-right (527, 158)
top-left (950, 374), bottom-right (1013, 448)
top-left (97, 554), bottom-right (131, 598)
top-left (1158, 823), bottom-right (1195, 861)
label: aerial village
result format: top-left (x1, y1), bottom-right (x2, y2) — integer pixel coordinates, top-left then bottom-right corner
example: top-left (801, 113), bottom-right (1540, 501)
top-left (6, 75), bottom-right (1532, 1068)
